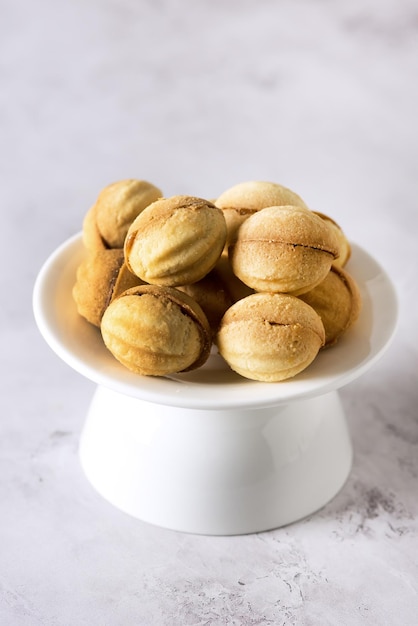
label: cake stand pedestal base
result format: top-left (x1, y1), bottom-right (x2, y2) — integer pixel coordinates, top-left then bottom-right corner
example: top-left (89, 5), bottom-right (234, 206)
top-left (79, 385), bottom-right (352, 535)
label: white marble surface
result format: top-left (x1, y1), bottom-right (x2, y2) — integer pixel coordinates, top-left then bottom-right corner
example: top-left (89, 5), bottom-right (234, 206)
top-left (2, 0), bottom-right (418, 623)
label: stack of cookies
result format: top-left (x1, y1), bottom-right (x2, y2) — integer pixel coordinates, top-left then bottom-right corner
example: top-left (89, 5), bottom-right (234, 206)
top-left (73, 179), bottom-right (361, 381)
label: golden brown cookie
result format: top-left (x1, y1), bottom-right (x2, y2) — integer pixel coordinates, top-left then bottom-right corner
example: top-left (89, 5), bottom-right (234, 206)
top-left (216, 292), bottom-right (325, 382)
top-left (299, 265), bottom-right (361, 347)
top-left (215, 180), bottom-right (309, 246)
top-left (229, 205), bottom-right (340, 295)
top-left (72, 249), bottom-right (144, 327)
top-left (82, 205), bottom-right (107, 251)
top-left (177, 255), bottom-right (253, 335)
top-left (101, 285), bottom-right (212, 376)
top-left (124, 195), bottom-right (227, 286)
top-left (93, 179), bottom-right (162, 249)
top-left (213, 254), bottom-right (255, 303)
top-left (314, 211), bottom-right (351, 267)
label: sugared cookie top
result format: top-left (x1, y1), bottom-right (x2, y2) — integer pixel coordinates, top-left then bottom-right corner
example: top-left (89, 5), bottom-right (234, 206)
top-left (215, 180), bottom-right (309, 211)
top-left (215, 180), bottom-right (309, 247)
top-left (229, 205), bottom-right (340, 295)
top-left (216, 292), bottom-right (325, 382)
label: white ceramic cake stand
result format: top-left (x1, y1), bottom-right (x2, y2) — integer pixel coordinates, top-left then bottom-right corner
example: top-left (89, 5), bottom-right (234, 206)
top-left (33, 234), bottom-right (398, 535)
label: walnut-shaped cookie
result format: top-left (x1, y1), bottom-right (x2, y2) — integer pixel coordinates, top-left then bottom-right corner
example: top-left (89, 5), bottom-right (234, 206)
top-left (314, 211), bottom-right (351, 268)
top-left (101, 285), bottom-right (212, 376)
top-left (215, 180), bottom-right (309, 247)
top-left (124, 195), bottom-right (227, 286)
top-left (82, 205), bottom-right (107, 251)
top-left (299, 265), bottom-right (361, 347)
top-left (229, 205), bottom-right (340, 295)
top-left (72, 249), bottom-right (144, 327)
top-left (83, 179), bottom-right (162, 250)
top-left (216, 292), bottom-right (325, 382)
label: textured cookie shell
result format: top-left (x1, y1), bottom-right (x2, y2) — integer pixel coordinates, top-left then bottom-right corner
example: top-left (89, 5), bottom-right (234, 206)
top-left (177, 255), bottom-right (253, 335)
top-left (314, 211), bottom-right (351, 267)
top-left (94, 179), bottom-right (162, 249)
top-left (215, 180), bottom-right (309, 211)
top-left (299, 265), bottom-right (361, 347)
top-left (215, 180), bottom-right (309, 247)
top-left (82, 205), bottom-right (107, 251)
top-left (72, 249), bottom-right (142, 327)
top-left (101, 285), bottom-right (212, 376)
top-left (124, 195), bottom-right (227, 286)
top-left (230, 205), bottom-right (340, 295)
top-left (216, 292), bottom-right (325, 382)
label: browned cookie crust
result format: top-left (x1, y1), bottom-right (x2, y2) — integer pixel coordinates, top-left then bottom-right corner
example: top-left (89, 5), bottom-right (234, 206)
top-left (299, 265), bottom-right (361, 347)
top-left (215, 180), bottom-right (309, 247)
top-left (124, 195), bottom-right (227, 286)
top-left (313, 211), bottom-right (351, 267)
top-left (101, 285), bottom-right (212, 376)
top-left (72, 249), bottom-right (143, 327)
top-left (216, 292), bottom-right (325, 382)
top-left (88, 179), bottom-right (162, 249)
top-left (229, 205), bottom-right (340, 295)
top-left (177, 255), bottom-right (253, 336)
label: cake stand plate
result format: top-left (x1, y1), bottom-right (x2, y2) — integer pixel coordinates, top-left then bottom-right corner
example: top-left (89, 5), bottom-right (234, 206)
top-left (33, 234), bottom-right (398, 535)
